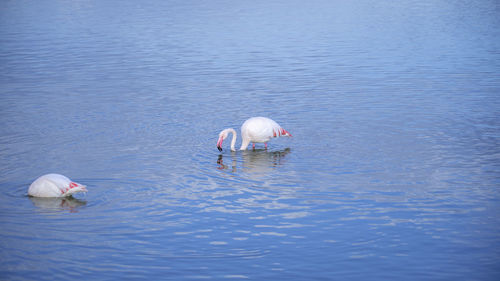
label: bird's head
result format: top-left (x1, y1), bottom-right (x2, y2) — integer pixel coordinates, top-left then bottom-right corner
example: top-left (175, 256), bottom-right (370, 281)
top-left (217, 129), bottom-right (229, 152)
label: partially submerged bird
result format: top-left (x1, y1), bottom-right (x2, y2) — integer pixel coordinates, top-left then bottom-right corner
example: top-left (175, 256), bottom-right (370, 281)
top-left (28, 174), bottom-right (87, 198)
top-left (217, 117), bottom-right (292, 151)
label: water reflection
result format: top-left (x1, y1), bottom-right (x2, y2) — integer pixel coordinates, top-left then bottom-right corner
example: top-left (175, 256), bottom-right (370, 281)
top-left (217, 148), bottom-right (291, 174)
top-left (217, 154), bottom-right (236, 172)
top-left (29, 196), bottom-right (87, 213)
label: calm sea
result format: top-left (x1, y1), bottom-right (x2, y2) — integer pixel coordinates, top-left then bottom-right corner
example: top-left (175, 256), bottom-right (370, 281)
top-left (1, 0), bottom-right (499, 280)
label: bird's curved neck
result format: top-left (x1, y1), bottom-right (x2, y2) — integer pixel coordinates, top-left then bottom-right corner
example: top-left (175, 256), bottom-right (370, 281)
top-left (227, 128), bottom-right (238, 151)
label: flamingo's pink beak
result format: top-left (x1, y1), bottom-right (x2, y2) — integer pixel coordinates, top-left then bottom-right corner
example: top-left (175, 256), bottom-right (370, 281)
top-left (217, 137), bottom-right (223, 152)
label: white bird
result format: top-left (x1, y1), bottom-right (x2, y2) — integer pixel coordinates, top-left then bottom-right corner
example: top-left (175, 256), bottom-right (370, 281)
top-left (217, 117), bottom-right (292, 152)
top-left (28, 174), bottom-right (88, 198)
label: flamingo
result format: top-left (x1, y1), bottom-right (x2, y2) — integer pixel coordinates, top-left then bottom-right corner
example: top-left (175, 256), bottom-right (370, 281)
top-left (217, 117), bottom-right (292, 152)
top-left (28, 174), bottom-right (87, 198)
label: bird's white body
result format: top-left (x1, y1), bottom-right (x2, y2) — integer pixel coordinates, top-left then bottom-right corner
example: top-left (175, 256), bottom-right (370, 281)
top-left (217, 117), bottom-right (292, 151)
top-left (28, 174), bottom-right (87, 198)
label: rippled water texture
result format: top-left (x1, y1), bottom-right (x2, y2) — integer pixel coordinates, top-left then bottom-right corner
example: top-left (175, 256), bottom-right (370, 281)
top-left (1, 0), bottom-right (499, 280)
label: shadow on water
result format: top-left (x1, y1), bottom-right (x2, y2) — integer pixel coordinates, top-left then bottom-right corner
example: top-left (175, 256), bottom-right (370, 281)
top-left (217, 148), bottom-right (291, 173)
top-left (28, 196), bottom-right (87, 213)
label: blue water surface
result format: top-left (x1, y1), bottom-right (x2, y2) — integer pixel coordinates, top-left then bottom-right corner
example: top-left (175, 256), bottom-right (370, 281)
top-left (1, 0), bottom-right (499, 280)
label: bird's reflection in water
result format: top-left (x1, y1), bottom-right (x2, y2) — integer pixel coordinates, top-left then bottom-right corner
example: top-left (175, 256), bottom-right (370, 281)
top-left (217, 148), bottom-right (291, 174)
top-left (217, 153), bottom-right (237, 172)
top-left (29, 196), bottom-right (87, 213)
